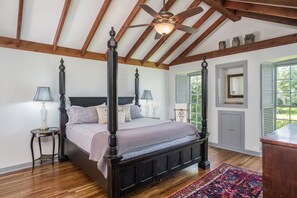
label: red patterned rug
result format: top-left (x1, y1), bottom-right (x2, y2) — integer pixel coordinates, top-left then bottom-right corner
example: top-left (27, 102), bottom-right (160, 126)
top-left (168, 163), bottom-right (262, 198)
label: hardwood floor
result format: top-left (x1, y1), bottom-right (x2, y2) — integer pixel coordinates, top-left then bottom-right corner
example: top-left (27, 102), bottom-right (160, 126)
top-left (0, 146), bottom-right (262, 198)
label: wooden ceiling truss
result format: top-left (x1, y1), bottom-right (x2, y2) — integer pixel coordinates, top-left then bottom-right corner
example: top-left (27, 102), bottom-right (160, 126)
top-left (16, 0), bottom-right (24, 47)
top-left (171, 33), bottom-right (297, 65)
top-left (170, 15), bottom-right (227, 65)
top-left (202, 0), bottom-right (240, 21)
top-left (3, 0), bottom-right (296, 70)
top-left (53, 0), bottom-right (72, 52)
top-left (81, 0), bottom-right (112, 56)
top-left (224, 1), bottom-right (297, 20)
top-left (115, 0), bottom-right (147, 43)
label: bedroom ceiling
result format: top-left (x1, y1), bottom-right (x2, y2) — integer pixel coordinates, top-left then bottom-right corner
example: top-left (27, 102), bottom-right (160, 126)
top-left (0, 0), bottom-right (296, 70)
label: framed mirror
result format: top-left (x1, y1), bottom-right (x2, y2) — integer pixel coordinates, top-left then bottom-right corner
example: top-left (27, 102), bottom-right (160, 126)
top-left (227, 74), bottom-right (244, 98)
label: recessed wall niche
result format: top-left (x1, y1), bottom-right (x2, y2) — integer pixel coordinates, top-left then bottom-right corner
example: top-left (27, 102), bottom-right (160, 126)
top-left (216, 60), bottom-right (248, 108)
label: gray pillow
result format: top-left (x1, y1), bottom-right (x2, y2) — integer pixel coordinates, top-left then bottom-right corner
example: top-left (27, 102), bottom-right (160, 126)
top-left (67, 104), bottom-right (105, 124)
top-left (130, 105), bottom-right (143, 119)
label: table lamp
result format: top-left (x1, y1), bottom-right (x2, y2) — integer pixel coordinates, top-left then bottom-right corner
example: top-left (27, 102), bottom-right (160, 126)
top-left (33, 87), bottom-right (54, 130)
top-left (141, 90), bottom-right (153, 117)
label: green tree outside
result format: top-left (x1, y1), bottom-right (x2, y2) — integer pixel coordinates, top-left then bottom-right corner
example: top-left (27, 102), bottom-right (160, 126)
top-left (276, 65), bottom-right (297, 129)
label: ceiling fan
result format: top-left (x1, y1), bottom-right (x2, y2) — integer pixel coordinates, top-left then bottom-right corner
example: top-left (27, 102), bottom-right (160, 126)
top-left (126, 0), bottom-right (203, 39)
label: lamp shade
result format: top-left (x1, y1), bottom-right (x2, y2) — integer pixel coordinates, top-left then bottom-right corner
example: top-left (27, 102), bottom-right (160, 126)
top-left (141, 90), bottom-right (153, 100)
top-left (33, 87), bottom-right (54, 102)
top-left (154, 23), bottom-right (174, 35)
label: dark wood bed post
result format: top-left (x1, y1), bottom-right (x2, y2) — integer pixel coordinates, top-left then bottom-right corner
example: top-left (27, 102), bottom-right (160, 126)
top-left (198, 56), bottom-right (210, 169)
top-left (135, 68), bottom-right (140, 106)
top-left (104, 27), bottom-right (123, 198)
top-left (58, 58), bottom-right (68, 162)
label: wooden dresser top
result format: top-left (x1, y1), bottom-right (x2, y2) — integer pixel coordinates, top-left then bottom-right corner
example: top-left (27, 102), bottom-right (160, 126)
top-left (261, 124), bottom-right (297, 149)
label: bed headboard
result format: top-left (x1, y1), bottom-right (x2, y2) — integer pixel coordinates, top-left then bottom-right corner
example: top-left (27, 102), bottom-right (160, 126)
top-left (69, 97), bottom-right (134, 107)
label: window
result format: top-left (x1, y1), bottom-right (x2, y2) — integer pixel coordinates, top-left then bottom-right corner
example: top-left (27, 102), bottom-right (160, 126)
top-left (261, 60), bottom-right (297, 135)
top-left (175, 72), bottom-right (202, 129)
top-left (275, 64), bottom-right (297, 129)
top-left (189, 73), bottom-right (202, 130)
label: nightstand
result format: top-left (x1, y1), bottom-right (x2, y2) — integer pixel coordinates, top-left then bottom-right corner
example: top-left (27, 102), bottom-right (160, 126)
top-left (30, 127), bottom-right (60, 170)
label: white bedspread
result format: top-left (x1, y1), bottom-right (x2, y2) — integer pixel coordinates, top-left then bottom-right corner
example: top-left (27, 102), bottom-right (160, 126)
top-left (66, 118), bottom-right (171, 153)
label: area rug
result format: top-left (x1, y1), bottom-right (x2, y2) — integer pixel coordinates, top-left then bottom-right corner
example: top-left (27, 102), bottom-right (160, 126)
top-left (168, 163), bottom-right (262, 198)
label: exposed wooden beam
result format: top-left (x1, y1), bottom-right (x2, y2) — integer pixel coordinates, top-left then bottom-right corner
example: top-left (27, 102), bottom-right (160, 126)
top-left (124, 0), bottom-right (176, 61)
top-left (115, 0), bottom-right (147, 43)
top-left (224, 1), bottom-right (297, 20)
top-left (156, 8), bottom-right (215, 66)
top-left (16, 0), bottom-right (24, 47)
top-left (81, 0), bottom-right (112, 56)
top-left (121, 58), bottom-right (169, 70)
top-left (140, 0), bottom-right (202, 64)
top-left (170, 15), bottom-right (227, 65)
top-left (202, 0), bottom-right (240, 21)
top-left (228, 0), bottom-right (297, 8)
top-left (171, 33), bottom-right (297, 65)
top-left (0, 36), bottom-right (168, 70)
top-left (53, 0), bottom-right (72, 52)
top-left (236, 10), bottom-right (297, 26)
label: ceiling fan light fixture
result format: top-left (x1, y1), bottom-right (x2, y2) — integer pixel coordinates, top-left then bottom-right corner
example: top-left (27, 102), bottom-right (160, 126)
top-left (154, 23), bottom-right (174, 35)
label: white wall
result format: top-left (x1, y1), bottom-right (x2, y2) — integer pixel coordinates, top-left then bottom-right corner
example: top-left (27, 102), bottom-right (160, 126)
top-left (0, 47), bottom-right (169, 170)
top-left (169, 43), bottom-right (297, 153)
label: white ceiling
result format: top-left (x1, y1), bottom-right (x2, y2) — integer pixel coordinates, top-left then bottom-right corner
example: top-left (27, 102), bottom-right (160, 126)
top-left (0, 0), bottom-right (296, 65)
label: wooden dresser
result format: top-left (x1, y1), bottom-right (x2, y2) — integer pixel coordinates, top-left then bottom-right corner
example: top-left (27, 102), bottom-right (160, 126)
top-left (261, 124), bottom-right (297, 197)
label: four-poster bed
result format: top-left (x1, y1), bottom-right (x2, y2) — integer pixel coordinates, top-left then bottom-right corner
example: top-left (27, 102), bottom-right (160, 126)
top-left (58, 28), bottom-right (210, 198)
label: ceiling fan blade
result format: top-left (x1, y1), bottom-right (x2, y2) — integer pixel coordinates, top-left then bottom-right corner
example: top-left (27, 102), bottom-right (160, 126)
top-left (154, 32), bottom-right (163, 40)
top-left (172, 7), bottom-right (203, 21)
top-left (126, 24), bottom-right (152, 28)
top-left (175, 24), bottom-right (198, 34)
top-left (140, 4), bottom-right (161, 18)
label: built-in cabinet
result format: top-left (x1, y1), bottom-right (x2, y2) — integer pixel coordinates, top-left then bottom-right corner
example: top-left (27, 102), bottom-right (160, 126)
top-left (218, 111), bottom-right (245, 151)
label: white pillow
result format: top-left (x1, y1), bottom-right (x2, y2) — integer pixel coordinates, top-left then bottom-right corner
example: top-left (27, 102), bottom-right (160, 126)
top-left (96, 106), bottom-right (108, 124)
top-left (118, 104), bottom-right (132, 122)
top-left (96, 106), bottom-right (126, 124)
top-left (118, 111), bottom-right (126, 124)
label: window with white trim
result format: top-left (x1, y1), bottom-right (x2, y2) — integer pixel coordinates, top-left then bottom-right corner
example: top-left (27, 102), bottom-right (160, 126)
top-left (189, 73), bottom-right (202, 130)
top-left (275, 64), bottom-right (297, 129)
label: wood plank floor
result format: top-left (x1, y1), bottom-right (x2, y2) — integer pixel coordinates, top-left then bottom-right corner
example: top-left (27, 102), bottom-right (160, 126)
top-left (0, 146), bottom-right (262, 198)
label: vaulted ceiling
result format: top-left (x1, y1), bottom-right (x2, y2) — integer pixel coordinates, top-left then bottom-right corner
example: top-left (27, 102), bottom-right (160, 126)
top-left (0, 0), bottom-right (296, 70)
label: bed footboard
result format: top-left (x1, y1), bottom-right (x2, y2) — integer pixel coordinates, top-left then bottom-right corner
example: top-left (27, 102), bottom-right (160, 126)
top-left (106, 138), bottom-right (207, 196)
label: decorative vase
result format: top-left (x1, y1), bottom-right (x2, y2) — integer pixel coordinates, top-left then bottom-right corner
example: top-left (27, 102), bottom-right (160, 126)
top-left (244, 34), bottom-right (255, 44)
top-left (232, 37), bottom-right (240, 47)
top-left (219, 41), bottom-right (226, 50)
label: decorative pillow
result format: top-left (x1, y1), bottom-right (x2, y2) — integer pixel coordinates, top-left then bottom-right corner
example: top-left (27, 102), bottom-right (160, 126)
top-left (118, 111), bottom-right (126, 124)
top-left (96, 106), bottom-right (108, 124)
top-left (67, 103), bottom-right (105, 124)
top-left (118, 104), bottom-right (132, 122)
top-left (130, 104), bottom-right (143, 119)
top-left (96, 107), bottom-right (126, 124)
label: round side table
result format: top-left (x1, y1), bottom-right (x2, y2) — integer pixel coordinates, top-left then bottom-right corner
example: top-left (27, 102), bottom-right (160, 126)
top-left (30, 127), bottom-right (60, 170)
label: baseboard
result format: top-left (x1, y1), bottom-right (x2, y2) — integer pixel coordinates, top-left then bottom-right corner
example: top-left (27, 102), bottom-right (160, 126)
top-left (209, 142), bottom-right (262, 157)
top-left (0, 158), bottom-right (59, 175)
